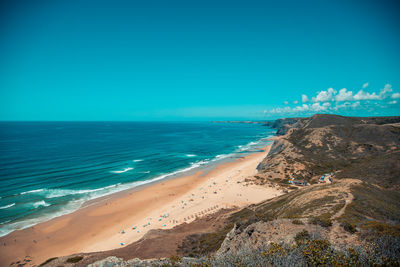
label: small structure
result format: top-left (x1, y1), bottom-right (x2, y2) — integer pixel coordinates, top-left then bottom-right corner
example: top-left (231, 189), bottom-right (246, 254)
top-left (319, 172), bottom-right (334, 183)
top-left (289, 176), bottom-right (308, 186)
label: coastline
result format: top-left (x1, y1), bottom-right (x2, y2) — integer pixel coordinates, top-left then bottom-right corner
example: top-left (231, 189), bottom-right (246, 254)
top-left (0, 144), bottom-right (281, 266)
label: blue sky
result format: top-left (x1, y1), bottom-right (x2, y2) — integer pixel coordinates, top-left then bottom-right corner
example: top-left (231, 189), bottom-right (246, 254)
top-left (0, 0), bottom-right (399, 120)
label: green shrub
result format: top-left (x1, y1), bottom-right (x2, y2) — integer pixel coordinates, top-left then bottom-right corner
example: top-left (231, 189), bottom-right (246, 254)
top-left (66, 256), bottom-right (83, 263)
top-left (291, 219), bottom-right (304, 225)
top-left (310, 216), bottom-right (332, 227)
top-left (300, 239), bottom-right (333, 266)
top-left (169, 255), bottom-right (181, 265)
top-left (294, 229), bottom-right (310, 244)
top-left (341, 221), bottom-right (357, 234)
top-left (262, 242), bottom-right (286, 256)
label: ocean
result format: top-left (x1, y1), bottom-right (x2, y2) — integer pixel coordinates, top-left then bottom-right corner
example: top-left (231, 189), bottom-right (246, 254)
top-left (0, 121), bottom-right (275, 236)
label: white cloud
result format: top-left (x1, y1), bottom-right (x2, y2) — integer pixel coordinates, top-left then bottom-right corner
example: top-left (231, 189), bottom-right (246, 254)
top-left (270, 102), bottom-right (332, 114)
top-left (362, 82), bottom-right (369, 88)
top-left (293, 104), bottom-right (310, 112)
top-left (391, 93), bottom-right (400, 99)
top-left (353, 90), bottom-right (380, 101)
top-left (310, 102), bottom-right (331, 111)
top-left (284, 101), bottom-right (289, 105)
top-left (382, 84), bottom-right (393, 94)
top-left (335, 88), bottom-right (353, 102)
top-left (270, 106), bottom-right (292, 114)
top-left (333, 102), bottom-right (350, 111)
top-left (312, 88), bottom-right (336, 102)
top-left (264, 83), bottom-right (398, 116)
top-left (332, 84), bottom-right (394, 102)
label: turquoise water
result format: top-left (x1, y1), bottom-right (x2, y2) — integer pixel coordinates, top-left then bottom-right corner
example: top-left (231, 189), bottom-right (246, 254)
top-left (0, 122), bottom-right (275, 236)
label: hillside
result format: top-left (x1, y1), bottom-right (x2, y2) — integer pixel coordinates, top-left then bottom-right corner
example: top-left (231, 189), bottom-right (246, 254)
top-left (39, 114), bottom-right (400, 267)
top-left (257, 114), bottom-right (400, 189)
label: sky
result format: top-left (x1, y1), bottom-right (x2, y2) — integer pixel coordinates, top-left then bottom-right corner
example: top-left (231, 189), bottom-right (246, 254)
top-left (0, 0), bottom-right (399, 121)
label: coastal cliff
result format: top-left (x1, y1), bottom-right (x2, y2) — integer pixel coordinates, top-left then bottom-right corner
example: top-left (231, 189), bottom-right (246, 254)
top-left (39, 114), bottom-right (400, 267)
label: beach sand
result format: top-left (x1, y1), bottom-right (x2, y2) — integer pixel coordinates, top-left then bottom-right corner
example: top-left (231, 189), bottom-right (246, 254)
top-left (0, 145), bottom-right (282, 266)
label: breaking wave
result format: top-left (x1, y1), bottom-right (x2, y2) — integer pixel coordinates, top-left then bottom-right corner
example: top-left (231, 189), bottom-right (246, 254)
top-left (0, 203), bottom-right (15, 209)
top-left (110, 167), bottom-right (134, 174)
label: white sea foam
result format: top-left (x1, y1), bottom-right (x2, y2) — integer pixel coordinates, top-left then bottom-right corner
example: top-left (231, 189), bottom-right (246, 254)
top-left (0, 199), bottom-right (84, 237)
top-left (235, 139), bottom-right (268, 152)
top-left (0, 203), bottom-right (15, 209)
top-left (214, 154), bottom-right (231, 160)
top-left (185, 154), bottom-right (196, 157)
top-left (132, 159), bottom-right (143, 162)
top-left (110, 167), bottom-right (134, 174)
top-left (20, 189), bottom-right (44, 195)
top-left (45, 184), bottom-right (121, 198)
top-left (32, 200), bottom-right (50, 208)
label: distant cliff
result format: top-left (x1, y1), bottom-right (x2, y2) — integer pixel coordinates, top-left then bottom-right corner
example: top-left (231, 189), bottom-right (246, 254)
top-left (264, 117), bottom-right (304, 135)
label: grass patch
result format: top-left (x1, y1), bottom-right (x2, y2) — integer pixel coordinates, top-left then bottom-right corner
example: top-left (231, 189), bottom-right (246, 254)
top-left (360, 221), bottom-right (400, 237)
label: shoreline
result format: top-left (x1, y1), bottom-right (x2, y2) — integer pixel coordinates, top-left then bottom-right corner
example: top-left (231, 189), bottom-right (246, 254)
top-left (0, 136), bottom-right (274, 238)
top-left (0, 144), bottom-right (281, 266)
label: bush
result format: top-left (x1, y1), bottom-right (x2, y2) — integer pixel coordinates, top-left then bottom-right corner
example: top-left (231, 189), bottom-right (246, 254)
top-left (341, 221), bottom-right (357, 234)
top-left (202, 236), bottom-right (398, 266)
top-left (310, 216), bottom-right (332, 227)
top-left (66, 256), bottom-right (83, 263)
top-left (292, 219), bottom-right (304, 225)
top-left (169, 255), bottom-right (181, 266)
top-left (294, 230), bottom-right (310, 244)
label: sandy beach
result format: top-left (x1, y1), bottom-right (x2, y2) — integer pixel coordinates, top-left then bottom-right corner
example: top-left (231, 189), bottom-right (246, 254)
top-left (0, 144), bottom-right (282, 266)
